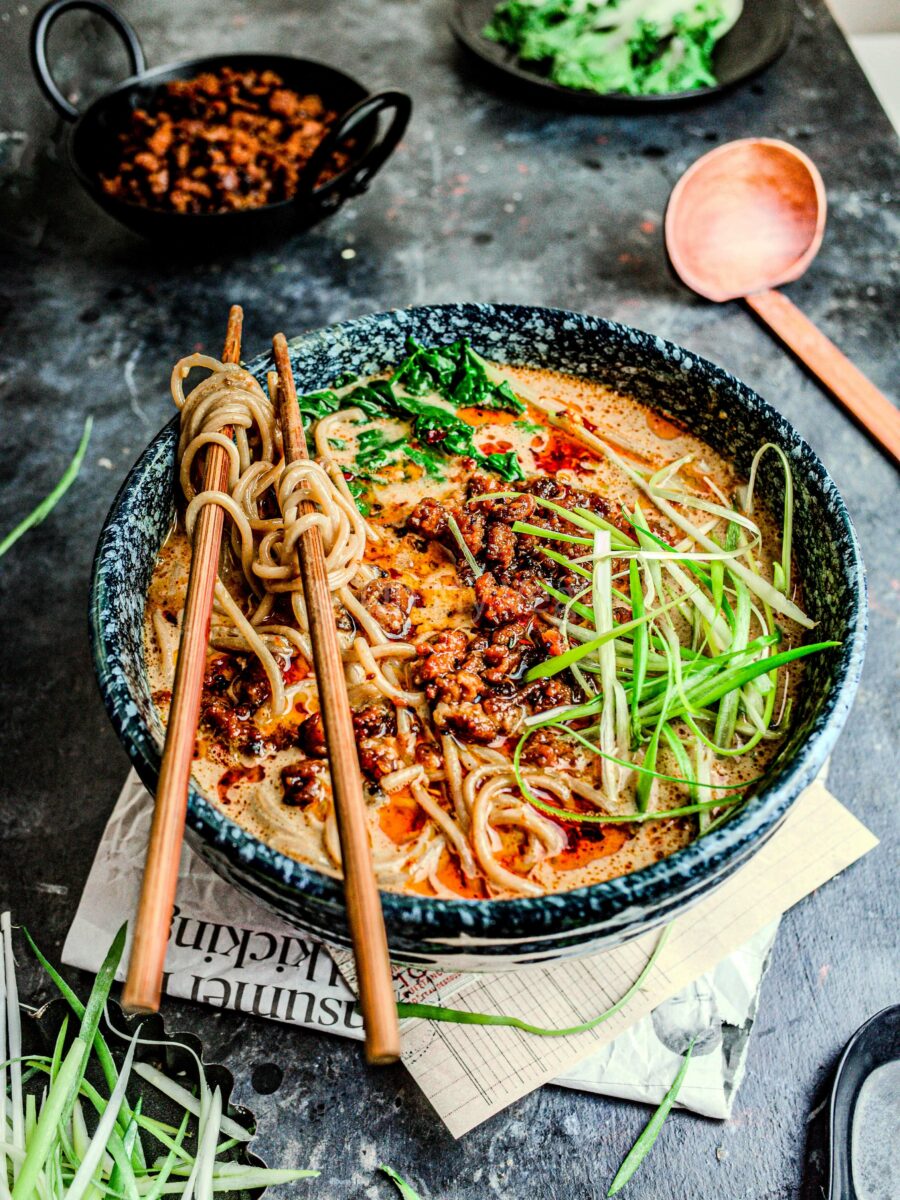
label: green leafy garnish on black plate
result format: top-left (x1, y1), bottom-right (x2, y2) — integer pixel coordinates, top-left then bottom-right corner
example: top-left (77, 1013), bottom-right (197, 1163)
top-left (483, 0), bottom-right (743, 96)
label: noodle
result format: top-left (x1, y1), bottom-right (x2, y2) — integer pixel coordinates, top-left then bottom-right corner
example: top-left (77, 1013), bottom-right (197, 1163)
top-left (170, 354), bottom-right (377, 713)
top-left (353, 637), bottom-right (425, 707)
top-left (144, 349), bottom-right (797, 902)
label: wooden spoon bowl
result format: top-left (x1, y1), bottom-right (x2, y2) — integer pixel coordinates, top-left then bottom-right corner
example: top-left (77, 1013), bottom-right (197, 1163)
top-left (666, 138), bottom-right (826, 302)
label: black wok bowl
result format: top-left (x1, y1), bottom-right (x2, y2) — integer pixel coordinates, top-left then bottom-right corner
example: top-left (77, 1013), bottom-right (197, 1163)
top-left (31, 0), bottom-right (411, 246)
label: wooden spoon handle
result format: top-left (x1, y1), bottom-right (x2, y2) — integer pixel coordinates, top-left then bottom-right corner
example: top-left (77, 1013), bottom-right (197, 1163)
top-left (745, 288), bottom-right (900, 465)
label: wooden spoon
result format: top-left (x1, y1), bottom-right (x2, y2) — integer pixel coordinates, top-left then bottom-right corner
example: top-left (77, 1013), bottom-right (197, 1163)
top-left (665, 138), bottom-right (899, 464)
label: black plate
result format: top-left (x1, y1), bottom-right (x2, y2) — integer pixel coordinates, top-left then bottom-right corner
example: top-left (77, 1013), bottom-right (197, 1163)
top-left (451, 0), bottom-right (795, 111)
top-left (828, 1005), bottom-right (900, 1200)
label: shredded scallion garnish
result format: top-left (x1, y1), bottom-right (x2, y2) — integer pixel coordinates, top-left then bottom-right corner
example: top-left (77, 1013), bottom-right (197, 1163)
top-left (462, 433), bottom-right (838, 835)
top-left (607, 1038), bottom-right (696, 1196)
top-left (0, 417), bottom-right (93, 558)
top-left (1, 917), bottom-right (318, 1199)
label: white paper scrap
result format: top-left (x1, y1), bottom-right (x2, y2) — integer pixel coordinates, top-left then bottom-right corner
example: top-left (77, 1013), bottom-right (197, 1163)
top-left (554, 919), bottom-right (780, 1119)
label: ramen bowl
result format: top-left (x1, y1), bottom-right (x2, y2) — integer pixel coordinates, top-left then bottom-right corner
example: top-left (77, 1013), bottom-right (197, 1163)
top-left (89, 303), bottom-right (866, 969)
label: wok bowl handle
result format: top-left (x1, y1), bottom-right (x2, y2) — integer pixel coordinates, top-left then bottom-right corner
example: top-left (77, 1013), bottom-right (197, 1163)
top-left (301, 89), bottom-right (412, 210)
top-left (31, 0), bottom-right (146, 122)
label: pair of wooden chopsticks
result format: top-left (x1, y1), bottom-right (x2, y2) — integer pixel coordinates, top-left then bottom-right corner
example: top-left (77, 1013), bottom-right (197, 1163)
top-left (122, 310), bottom-right (400, 1066)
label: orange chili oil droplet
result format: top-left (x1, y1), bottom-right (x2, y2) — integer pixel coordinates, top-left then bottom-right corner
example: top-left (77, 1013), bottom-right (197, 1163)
top-left (646, 410), bottom-right (686, 440)
top-left (554, 824), bottom-right (629, 872)
top-left (408, 852), bottom-right (489, 899)
top-left (457, 406), bottom-right (518, 427)
top-left (379, 791), bottom-right (426, 844)
top-left (532, 428), bottom-right (595, 474)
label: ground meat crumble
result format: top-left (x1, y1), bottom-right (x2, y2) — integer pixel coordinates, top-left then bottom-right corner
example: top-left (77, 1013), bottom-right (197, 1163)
top-left (202, 471), bottom-right (634, 803)
top-left (101, 67), bottom-right (351, 214)
top-left (401, 473), bottom-right (640, 743)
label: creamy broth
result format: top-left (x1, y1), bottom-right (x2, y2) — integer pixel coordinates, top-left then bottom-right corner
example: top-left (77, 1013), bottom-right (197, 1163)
top-left (145, 357), bottom-right (803, 900)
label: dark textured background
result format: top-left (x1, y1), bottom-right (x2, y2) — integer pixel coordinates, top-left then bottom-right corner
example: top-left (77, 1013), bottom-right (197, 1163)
top-left (0, 1), bottom-right (898, 1197)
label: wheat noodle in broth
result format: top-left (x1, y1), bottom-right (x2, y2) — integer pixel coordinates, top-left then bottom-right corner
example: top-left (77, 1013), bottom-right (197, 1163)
top-left (144, 346), bottom-right (807, 900)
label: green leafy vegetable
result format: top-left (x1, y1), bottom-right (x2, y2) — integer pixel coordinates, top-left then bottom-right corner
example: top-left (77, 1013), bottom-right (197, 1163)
top-left (404, 444), bottom-right (447, 479)
top-left (0, 416), bottom-right (93, 558)
top-left (299, 337), bottom-right (526, 484)
top-left (607, 1039), bottom-right (696, 1196)
top-left (514, 417), bottom-right (545, 435)
top-left (483, 0), bottom-right (743, 98)
top-left (390, 337), bottom-right (525, 413)
top-left (345, 476), bottom-right (371, 517)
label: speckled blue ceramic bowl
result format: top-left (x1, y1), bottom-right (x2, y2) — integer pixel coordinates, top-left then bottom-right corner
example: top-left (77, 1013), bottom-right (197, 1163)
top-left (89, 304), bottom-right (866, 969)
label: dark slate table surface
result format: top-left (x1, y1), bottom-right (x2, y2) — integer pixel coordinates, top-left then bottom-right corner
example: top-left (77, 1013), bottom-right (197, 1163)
top-left (1, 1), bottom-right (898, 1196)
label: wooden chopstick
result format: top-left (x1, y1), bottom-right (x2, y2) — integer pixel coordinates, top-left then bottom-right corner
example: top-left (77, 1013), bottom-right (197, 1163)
top-left (272, 333), bottom-right (400, 1066)
top-left (123, 305), bottom-right (244, 1015)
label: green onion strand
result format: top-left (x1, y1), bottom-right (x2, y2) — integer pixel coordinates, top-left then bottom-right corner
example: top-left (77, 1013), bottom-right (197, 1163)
top-left (397, 925), bottom-right (671, 1035)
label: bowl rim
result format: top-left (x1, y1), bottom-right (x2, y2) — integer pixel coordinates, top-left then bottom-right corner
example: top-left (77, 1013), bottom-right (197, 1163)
top-left (68, 51), bottom-right (382, 219)
top-left (89, 301), bottom-right (867, 938)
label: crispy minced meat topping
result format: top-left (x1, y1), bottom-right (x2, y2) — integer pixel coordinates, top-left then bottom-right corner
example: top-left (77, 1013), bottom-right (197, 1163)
top-left (362, 578), bottom-right (421, 637)
top-left (297, 705), bottom-right (403, 781)
top-left (413, 624), bottom-right (573, 744)
top-left (407, 472), bottom-right (631, 595)
top-left (199, 653), bottom-right (299, 757)
top-left (280, 760), bottom-right (328, 808)
top-left (101, 67), bottom-right (351, 214)
top-left (204, 471), bottom-right (638, 796)
top-left (405, 472), bottom-right (645, 744)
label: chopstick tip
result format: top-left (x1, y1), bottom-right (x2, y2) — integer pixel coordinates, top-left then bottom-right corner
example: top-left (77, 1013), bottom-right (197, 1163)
top-left (224, 306), bottom-right (244, 364)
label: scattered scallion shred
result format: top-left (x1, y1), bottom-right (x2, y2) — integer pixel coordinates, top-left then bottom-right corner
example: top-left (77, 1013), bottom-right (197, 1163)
top-left (471, 442), bottom-right (839, 834)
top-left (0, 416), bottom-right (93, 558)
top-left (379, 1164), bottom-right (425, 1199)
top-left (396, 924), bottom-right (669, 1034)
top-left (1, 915), bottom-right (318, 1197)
top-left (606, 1038), bottom-right (696, 1196)
top-left (446, 514), bottom-right (484, 578)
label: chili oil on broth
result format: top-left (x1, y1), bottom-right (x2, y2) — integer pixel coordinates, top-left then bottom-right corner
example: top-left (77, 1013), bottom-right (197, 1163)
top-left (143, 361), bottom-right (797, 901)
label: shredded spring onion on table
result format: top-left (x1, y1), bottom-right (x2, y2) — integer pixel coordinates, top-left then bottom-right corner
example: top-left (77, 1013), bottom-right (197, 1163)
top-left (3, 915), bottom-right (704, 1199)
top-left (606, 1038), bottom-right (696, 1196)
top-left (397, 924), bottom-right (670, 1034)
top-left (0, 417), bottom-right (93, 559)
top-left (379, 1165), bottom-right (424, 1199)
top-left (0, 916), bottom-right (318, 1199)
